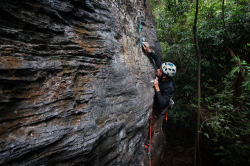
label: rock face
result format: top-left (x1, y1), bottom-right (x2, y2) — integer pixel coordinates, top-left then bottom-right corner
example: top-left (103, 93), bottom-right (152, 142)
top-left (0, 0), bottom-right (164, 165)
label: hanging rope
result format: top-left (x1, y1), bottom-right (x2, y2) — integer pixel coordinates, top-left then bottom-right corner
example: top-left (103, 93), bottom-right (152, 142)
top-left (148, 107), bottom-right (153, 166)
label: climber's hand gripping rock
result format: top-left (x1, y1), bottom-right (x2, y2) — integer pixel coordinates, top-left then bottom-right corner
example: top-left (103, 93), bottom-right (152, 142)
top-left (142, 42), bottom-right (151, 53)
top-left (154, 77), bottom-right (160, 92)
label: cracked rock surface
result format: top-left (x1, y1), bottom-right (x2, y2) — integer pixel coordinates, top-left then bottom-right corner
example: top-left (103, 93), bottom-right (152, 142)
top-left (0, 0), bottom-right (163, 165)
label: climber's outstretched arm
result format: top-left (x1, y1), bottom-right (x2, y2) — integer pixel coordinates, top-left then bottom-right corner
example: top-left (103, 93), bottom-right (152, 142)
top-left (142, 42), bottom-right (162, 69)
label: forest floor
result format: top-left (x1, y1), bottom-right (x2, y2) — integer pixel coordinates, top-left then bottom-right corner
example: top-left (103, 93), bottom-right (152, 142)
top-left (161, 122), bottom-right (219, 166)
top-left (161, 144), bottom-right (193, 166)
top-left (161, 143), bottom-right (220, 166)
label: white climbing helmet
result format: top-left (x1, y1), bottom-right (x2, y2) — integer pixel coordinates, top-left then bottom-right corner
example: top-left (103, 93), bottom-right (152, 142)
top-left (161, 62), bottom-right (176, 77)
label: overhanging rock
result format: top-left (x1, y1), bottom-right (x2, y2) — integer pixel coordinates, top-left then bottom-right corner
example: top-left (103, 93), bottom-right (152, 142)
top-left (0, 0), bottom-right (163, 165)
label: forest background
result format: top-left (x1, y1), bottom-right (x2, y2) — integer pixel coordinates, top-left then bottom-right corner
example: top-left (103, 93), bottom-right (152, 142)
top-left (148, 0), bottom-right (250, 165)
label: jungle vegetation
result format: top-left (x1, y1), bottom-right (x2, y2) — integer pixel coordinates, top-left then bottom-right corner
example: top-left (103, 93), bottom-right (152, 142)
top-left (149, 0), bottom-right (250, 165)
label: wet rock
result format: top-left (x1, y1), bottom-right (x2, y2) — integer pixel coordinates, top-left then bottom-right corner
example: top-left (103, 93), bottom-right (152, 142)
top-left (0, 0), bottom-right (164, 165)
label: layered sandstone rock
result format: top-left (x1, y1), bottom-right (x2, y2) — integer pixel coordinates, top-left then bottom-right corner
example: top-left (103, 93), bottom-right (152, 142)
top-left (0, 0), bottom-right (165, 165)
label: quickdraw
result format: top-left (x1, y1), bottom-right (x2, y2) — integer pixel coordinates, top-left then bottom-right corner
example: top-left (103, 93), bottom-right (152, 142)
top-left (124, 0), bottom-right (128, 57)
top-left (165, 106), bottom-right (169, 122)
top-left (138, 10), bottom-right (142, 45)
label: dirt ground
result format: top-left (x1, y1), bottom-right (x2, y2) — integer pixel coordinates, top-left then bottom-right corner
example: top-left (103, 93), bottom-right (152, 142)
top-left (161, 144), bottom-right (195, 166)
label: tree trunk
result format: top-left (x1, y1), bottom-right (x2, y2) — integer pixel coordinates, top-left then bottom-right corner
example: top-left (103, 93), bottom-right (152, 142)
top-left (193, 0), bottom-right (201, 165)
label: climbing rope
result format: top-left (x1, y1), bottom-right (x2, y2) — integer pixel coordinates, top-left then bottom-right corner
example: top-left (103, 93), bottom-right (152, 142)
top-left (148, 107), bottom-right (153, 166)
top-left (138, 10), bottom-right (142, 45)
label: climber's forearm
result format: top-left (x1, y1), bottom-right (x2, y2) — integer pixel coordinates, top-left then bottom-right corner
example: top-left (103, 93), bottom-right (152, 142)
top-left (148, 52), bottom-right (162, 69)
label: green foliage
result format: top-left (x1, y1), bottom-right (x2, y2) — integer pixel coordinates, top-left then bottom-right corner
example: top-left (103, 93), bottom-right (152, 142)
top-left (150, 0), bottom-right (250, 165)
top-left (202, 70), bottom-right (250, 165)
top-left (231, 57), bottom-right (250, 89)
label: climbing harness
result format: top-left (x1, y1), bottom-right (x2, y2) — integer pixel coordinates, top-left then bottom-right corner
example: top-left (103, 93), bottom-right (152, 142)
top-left (138, 10), bottom-right (142, 45)
top-left (166, 99), bottom-right (174, 121)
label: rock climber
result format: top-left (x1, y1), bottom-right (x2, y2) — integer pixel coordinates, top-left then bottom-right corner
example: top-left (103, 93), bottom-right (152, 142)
top-left (142, 42), bottom-right (176, 149)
